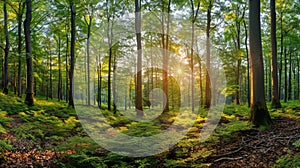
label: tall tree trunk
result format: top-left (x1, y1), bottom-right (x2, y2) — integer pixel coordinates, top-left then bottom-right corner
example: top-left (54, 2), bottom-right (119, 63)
top-left (113, 52), bottom-right (117, 113)
top-left (288, 50), bottom-right (292, 100)
top-left (65, 32), bottom-right (69, 102)
top-left (86, 12), bottom-right (92, 106)
top-left (270, 0), bottom-right (281, 108)
top-left (243, 20), bottom-right (250, 107)
top-left (69, 1), bottom-right (75, 108)
top-left (190, 0), bottom-right (200, 112)
top-left (49, 42), bottom-right (53, 99)
top-left (205, 0), bottom-right (212, 109)
top-left (249, 0), bottom-right (272, 127)
top-left (58, 37), bottom-right (63, 101)
top-left (3, 1), bottom-right (9, 95)
top-left (17, 2), bottom-right (24, 97)
top-left (284, 48), bottom-right (287, 102)
top-left (162, 0), bottom-right (171, 113)
top-left (135, 0), bottom-right (144, 116)
top-left (24, 0), bottom-right (34, 106)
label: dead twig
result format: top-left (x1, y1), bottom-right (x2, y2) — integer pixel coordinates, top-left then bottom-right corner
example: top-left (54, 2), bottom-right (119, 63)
top-left (214, 156), bottom-right (244, 162)
top-left (212, 147), bottom-right (243, 159)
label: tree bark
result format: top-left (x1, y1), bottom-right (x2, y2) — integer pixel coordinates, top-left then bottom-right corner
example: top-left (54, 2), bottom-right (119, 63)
top-left (3, 1), bottom-right (9, 95)
top-left (270, 0), bottom-right (281, 107)
top-left (68, 1), bottom-right (76, 108)
top-left (135, 0), bottom-right (144, 116)
top-left (270, 0), bottom-right (281, 108)
top-left (249, 0), bottom-right (272, 127)
top-left (205, 0), bottom-right (212, 109)
top-left (24, 0), bottom-right (34, 106)
top-left (190, 0), bottom-right (200, 112)
top-left (243, 20), bottom-right (250, 107)
top-left (17, 2), bottom-right (23, 97)
top-left (284, 48), bottom-right (287, 102)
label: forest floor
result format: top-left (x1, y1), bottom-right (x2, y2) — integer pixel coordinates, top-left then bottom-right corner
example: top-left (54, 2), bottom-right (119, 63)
top-left (0, 93), bottom-right (299, 168)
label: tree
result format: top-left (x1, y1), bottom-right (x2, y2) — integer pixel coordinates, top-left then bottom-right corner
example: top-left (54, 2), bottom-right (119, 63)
top-left (162, 0), bottom-right (171, 113)
top-left (2, 0), bottom-right (9, 94)
top-left (135, 0), bottom-right (143, 117)
top-left (68, 0), bottom-right (75, 108)
top-left (249, 0), bottom-right (272, 127)
top-left (205, 0), bottom-right (213, 109)
top-left (17, 1), bottom-right (25, 97)
top-left (190, 0), bottom-right (200, 112)
top-left (270, 0), bottom-right (281, 108)
top-left (24, 0), bottom-right (34, 106)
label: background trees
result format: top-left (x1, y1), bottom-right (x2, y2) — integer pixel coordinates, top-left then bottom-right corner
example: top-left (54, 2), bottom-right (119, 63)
top-left (0, 0), bottom-right (298, 124)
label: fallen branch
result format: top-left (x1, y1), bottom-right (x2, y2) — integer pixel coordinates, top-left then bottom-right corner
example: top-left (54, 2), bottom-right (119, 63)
top-left (212, 147), bottom-right (243, 159)
top-left (214, 156), bottom-right (244, 162)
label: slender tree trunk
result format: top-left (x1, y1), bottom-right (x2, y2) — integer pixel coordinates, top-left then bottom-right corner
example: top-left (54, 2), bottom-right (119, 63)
top-left (58, 37), bottom-right (63, 101)
top-left (65, 32), bottom-right (69, 102)
top-left (49, 42), bottom-right (53, 99)
top-left (279, 10), bottom-right (284, 100)
top-left (243, 20), bottom-right (250, 107)
top-left (249, 0), bottom-right (272, 127)
top-left (205, 0), bottom-right (212, 109)
top-left (270, 0), bottom-right (281, 108)
top-left (162, 0), bottom-right (171, 113)
top-left (17, 2), bottom-right (24, 97)
top-left (86, 13), bottom-right (92, 106)
top-left (3, 2), bottom-right (9, 95)
top-left (24, 0), bottom-right (34, 106)
top-left (113, 53), bottom-right (117, 113)
top-left (270, 0), bottom-right (281, 107)
top-left (69, 1), bottom-right (76, 108)
top-left (190, 0), bottom-right (200, 112)
top-left (284, 48), bottom-right (287, 102)
top-left (288, 50), bottom-right (292, 100)
top-left (135, 0), bottom-right (144, 116)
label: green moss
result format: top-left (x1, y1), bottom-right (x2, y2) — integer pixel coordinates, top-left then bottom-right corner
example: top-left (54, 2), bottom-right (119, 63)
top-left (250, 101), bottom-right (272, 127)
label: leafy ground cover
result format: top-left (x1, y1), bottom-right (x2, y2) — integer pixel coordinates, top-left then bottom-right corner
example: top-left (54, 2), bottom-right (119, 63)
top-left (0, 93), bottom-right (299, 167)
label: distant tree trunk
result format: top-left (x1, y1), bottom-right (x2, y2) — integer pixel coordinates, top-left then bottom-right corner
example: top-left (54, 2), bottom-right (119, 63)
top-left (190, 0), bottom-right (200, 112)
top-left (235, 6), bottom-right (245, 105)
top-left (278, 10), bottom-right (284, 100)
top-left (24, 0), bottom-right (34, 106)
top-left (270, 0), bottom-right (281, 108)
top-left (113, 52), bottom-right (117, 113)
top-left (69, 1), bottom-right (76, 108)
top-left (161, 0), bottom-right (171, 113)
top-left (249, 0), bottom-right (272, 127)
top-left (297, 56), bottom-right (300, 100)
top-left (288, 50), bottom-right (292, 100)
top-left (17, 2), bottom-right (25, 98)
top-left (243, 20), bottom-right (250, 107)
top-left (65, 32), bottom-right (69, 102)
top-left (49, 42), bottom-right (53, 99)
top-left (86, 10), bottom-right (93, 106)
top-left (284, 48), bottom-right (287, 102)
top-left (205, 0), bottom-right (212, 109)
top-left (3, 1), bottom-right (9, 95)
top-left (58, 37), bottom-right (63, 101)
top-left (135, 0), bottom-right (144, 116)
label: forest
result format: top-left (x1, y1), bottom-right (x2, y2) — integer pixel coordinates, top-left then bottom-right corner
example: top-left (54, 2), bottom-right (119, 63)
top-left (0, 0), bottom-right (299, 167)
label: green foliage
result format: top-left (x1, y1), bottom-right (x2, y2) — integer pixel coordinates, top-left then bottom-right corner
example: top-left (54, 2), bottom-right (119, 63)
top-left (273, 151), bottom-right (300, 168)
top-left (58, 154), bottom-right (108, 168)
top-left (292, 139), bottom-right (300, 147)
top-left (55, 136), bottom-right (100, 154)
top-left (0, 139), bottom-right (14, 153)
top-left (0, 111), bottom-right (13, 134)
